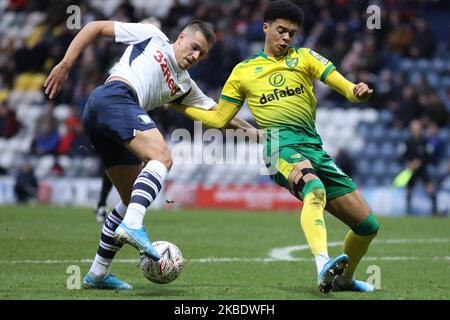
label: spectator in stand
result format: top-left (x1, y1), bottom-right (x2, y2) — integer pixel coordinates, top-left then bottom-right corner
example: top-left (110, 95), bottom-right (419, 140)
top-left (32, 101), bottom-right (60, 155)
top-left (374, 69), bottom-right (397, 111)
top-left (329, 22), bottom-right (352, 65)
top-left (49, 158), bottom-right (65, 177)
top-left (14, 160), bottom-right (38, 203)
top-left (402, 120), bottom-right (437, 215)
top-left (57, 106), bottom-right (82, 155)
top-left (392, 85), bottom-right (421, 129)
top-left (421, 91), bottom-right (448, 128)
top-left (0, 102), bottom-right (21, 138)
top-left (359, 36), bottom-right (381, 73)
top-left (385, 12), bottom-right (413, 56)
top-left (437, 160), bottom-right (450, 216)
top-left (409, 18), bottom-right (435, 59)
top-left (72, 82), bottom-right (97, 116)
top-left (340, 41), bottom-right (363, 75)
top-left (426, 122), bottom-right (444, 167)
top-left (415, 73), bottom-right (432, 96)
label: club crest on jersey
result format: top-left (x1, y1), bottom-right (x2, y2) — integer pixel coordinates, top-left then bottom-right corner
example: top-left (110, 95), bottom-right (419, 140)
top-left (153, 49), bottom-right (179, 95)
top-left (285, 57), bottom-right (298, 68)
top-left (138, 115), bottom-right (152, 124)
top-left (308, 49), bottom-right (329, 65)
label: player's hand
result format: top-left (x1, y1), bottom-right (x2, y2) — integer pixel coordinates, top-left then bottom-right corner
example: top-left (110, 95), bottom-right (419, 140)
top-left (44, 61), bottom-right (71, 99)
top-left (353, 82), bottom-right (373, 101)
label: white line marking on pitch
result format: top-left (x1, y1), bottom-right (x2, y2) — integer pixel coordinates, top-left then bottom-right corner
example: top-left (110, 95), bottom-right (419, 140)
top-left (268, 238), bottom-right (450, 261)
top-left (1, 256), bottom-right (450, 264)
top-left (0, 238), bottom-right (448, 265)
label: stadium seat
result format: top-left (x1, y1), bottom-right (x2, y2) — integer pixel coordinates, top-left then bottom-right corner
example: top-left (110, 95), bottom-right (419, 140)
top-left (388, 162), bottom-right (403, 177)
top-left (438, 128), bottom-right (450, 142)
top-left (357, 158), bottom-right (371, 177)
top-left (416, 59), bottom-right (430, 72)
top-left (379, 110), bottom-right (393, 126)
top-left (399, 59), bottom-right (414, 72)
top-left (380, 141), bottom-right (396, 159)
top-left (370, 123), bottom-right (386, 142)
top-left (53, 104), bottom-right (71, 122)
top-left (372, 159), bottom-right (386, 177)
top-left (35, 155), bottom-right (55, 179)
top-left (0, 151), bottom-right (15, 170)
top-left (364, 176), bottom-right (378, 187)
top-left (445, 144), bottom-right (450, 158)
top-left (356, 121), bottom-right (370, 137)
top-left (29, 73), bottom-right (46, 92)
top-left (13, 73), bottom-right (34, 91)
top-left (431, 58), bottom-right (446, 73)
top-left (427, 72), bottom-right (439, 87)
top-left (438, 161), bottom-right (449, 177)
top-left (443, 76), bottom-right (450, 88)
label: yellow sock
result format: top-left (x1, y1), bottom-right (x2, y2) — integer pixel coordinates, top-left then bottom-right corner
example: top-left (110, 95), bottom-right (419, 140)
top-left (342, 230), bottom-right (377, 281)
top-left (300, 189), bottom-right (327, 256)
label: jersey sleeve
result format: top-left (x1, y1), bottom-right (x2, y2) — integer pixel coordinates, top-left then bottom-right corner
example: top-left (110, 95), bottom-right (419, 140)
top-left (304, 48), bottom-right (335, 82)
top-left (114, 21), bottom-right (167, 45)
top-left (219, 64), bottom-right (245, 107)
top-left (178, 79), bottom-right (217, 110)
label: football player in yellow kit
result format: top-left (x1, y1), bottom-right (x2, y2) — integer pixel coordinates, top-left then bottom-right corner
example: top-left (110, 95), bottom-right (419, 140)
top-left (172, 0), bottom-right (378, 293)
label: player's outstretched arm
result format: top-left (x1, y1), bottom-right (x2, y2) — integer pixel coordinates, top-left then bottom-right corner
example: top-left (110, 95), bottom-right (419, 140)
top-left (171, 101), bottom-right (262, 141)
top-left (325, 70), bottom-right (373, 103)
top-left (44, 21), bottom-right (114, 99)
top-left (170, 100), bottom-right (241, 130)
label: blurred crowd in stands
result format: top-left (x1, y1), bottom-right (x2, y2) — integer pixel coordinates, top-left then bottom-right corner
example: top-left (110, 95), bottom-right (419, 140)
top-left (0, 0), bottom-right (449, 212)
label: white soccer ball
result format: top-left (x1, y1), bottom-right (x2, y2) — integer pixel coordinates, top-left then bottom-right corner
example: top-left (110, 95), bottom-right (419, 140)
top-left (140, 240), bottom-right (184, 284)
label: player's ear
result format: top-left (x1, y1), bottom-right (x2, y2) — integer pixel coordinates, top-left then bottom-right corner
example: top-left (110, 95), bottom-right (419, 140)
top-left (263, 22), bottom-right (269, 34)
top-left (177, 31), bottom-right (186, 42)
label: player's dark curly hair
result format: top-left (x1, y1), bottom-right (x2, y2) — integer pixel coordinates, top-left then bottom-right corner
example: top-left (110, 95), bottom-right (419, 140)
top-left (264, 0), bottom-right (304, 26)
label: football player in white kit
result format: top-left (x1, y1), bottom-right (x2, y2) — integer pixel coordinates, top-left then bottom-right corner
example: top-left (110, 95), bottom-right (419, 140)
top-left (44, 20), bottom-right (256, 289)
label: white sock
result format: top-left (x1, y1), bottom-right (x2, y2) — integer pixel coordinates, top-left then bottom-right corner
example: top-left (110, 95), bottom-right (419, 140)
top-left (88, 254), bottom-right (112, 279)
top-left (315, 252), bottom-right (329, 275)
top-left (122, 203), bottom-right (146, 229)
top-left (88, 202), bottom-right (128, 278)
top-left (122, 160), bottom-right (168, 229)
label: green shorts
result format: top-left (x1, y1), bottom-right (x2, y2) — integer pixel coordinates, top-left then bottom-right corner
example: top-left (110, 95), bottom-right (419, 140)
top-left (265, 143), bottom-right (357, 200)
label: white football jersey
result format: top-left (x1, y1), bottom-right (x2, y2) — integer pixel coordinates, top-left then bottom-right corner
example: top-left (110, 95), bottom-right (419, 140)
top-left (107, 21), bottom-right (216, 112)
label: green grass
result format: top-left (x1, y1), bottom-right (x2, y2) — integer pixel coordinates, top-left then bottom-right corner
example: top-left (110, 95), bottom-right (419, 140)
top-left (0, 205), bottom-right (449, 300)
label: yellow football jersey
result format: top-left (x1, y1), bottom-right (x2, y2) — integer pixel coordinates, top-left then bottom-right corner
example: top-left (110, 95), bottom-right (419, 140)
top-left (220, 47), bottom-right (335, 145)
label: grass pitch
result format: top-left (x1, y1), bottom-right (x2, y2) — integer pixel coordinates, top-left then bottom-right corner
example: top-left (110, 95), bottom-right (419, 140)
top-left (0, 205), bottom-right (449, 300)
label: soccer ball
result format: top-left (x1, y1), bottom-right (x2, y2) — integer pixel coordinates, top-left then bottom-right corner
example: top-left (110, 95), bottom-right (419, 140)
top-left (140, 240), bottom-right (184, 284)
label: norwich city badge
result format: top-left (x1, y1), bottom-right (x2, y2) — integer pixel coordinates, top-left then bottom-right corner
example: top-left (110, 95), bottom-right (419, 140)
top-left (286, 57), bottom-right (298, 68)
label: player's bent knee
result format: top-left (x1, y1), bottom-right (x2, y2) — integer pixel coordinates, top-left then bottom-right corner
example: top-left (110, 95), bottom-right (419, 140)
top-left (289, 164), bottom-right (324, 200)
top-left (164, 156), bottom-right (173, 170)
top-left (352, 212), bottom-right (380, 236)
top-left (301, 178), bottom-right (325, 199)
top-left (152, 155), bottom-right (172, 170)
top-left (142, 148), bottom-right (173, 170)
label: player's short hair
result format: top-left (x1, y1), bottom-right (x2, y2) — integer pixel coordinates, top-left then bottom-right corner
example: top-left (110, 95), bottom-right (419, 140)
top-left (183, 20), bottom-right (216, 44)
top-left (264, 0), bottom-right (304, 26)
